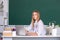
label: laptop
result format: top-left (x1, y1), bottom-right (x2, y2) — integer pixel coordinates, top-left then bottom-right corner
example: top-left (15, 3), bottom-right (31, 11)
top-left (16, 25), bottom-right (26, 36)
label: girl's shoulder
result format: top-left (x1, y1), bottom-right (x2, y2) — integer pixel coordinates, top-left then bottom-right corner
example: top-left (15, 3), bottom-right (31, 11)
top-left (39, 19), bottom-right (43, 22)
top-left (38, 19), bottom-right (44, 24)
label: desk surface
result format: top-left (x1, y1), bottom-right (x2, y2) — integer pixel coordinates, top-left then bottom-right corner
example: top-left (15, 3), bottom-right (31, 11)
top-left (2, 35), bottom-right (60, 38)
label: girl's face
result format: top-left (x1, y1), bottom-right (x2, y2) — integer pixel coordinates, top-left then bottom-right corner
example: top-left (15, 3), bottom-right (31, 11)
top-left (32, 12), bottom-right (39, 20)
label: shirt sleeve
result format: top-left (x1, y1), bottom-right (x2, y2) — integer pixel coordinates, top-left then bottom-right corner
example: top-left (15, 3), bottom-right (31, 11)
top-left (27, 23), bottom-right (32, 31)
top-left (36, 21), bottom-right (46, 36)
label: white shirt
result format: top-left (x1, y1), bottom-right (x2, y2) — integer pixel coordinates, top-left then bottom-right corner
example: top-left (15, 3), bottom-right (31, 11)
top-left (27, 19), bottom-right (46, 36)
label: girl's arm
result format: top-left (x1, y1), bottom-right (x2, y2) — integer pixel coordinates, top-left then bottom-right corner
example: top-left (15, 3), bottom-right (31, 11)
top-left (26, 32), bottom-right (38, 36)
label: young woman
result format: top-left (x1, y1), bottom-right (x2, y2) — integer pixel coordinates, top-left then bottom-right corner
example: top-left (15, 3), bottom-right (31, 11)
top-left (25, 10), bottom-right (46, 36)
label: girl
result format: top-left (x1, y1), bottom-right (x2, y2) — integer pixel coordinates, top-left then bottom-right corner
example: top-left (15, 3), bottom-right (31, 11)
top-left (25, 10), bottom-right (46, 36)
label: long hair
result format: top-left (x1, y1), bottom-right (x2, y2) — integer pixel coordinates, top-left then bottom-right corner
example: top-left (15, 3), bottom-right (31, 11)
top-left (31, 10), bottom-right (40, 27)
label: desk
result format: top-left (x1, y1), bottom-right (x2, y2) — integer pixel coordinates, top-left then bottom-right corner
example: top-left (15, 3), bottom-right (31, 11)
top-left (2, 35), bottom-right (60, 40)
top-left (2, 26), bottom-right (60, 40)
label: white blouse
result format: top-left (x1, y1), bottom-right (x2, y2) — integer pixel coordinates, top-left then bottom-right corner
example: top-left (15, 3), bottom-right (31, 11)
top-left (27, 19), bottom-right (46, 36)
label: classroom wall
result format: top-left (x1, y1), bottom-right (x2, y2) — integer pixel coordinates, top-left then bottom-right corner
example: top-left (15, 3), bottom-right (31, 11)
top-left (9, 0), bottom-right (60, 25)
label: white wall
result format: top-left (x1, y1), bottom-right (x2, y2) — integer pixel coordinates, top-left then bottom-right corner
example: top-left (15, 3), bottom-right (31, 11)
top-left (3, 0), bottom-right (9, 25)
top-left (3, 0), bottom-right (8, 12)
top-left (0, 0), bottom-right (2, 4)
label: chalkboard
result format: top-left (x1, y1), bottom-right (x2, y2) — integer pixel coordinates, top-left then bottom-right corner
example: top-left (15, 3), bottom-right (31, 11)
top-left (9, 0), bottom-right (60, 25)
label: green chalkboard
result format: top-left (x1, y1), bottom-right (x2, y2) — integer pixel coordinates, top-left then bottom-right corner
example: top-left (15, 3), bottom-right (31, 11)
top-left (9, 0), bottom-right (60, 25)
